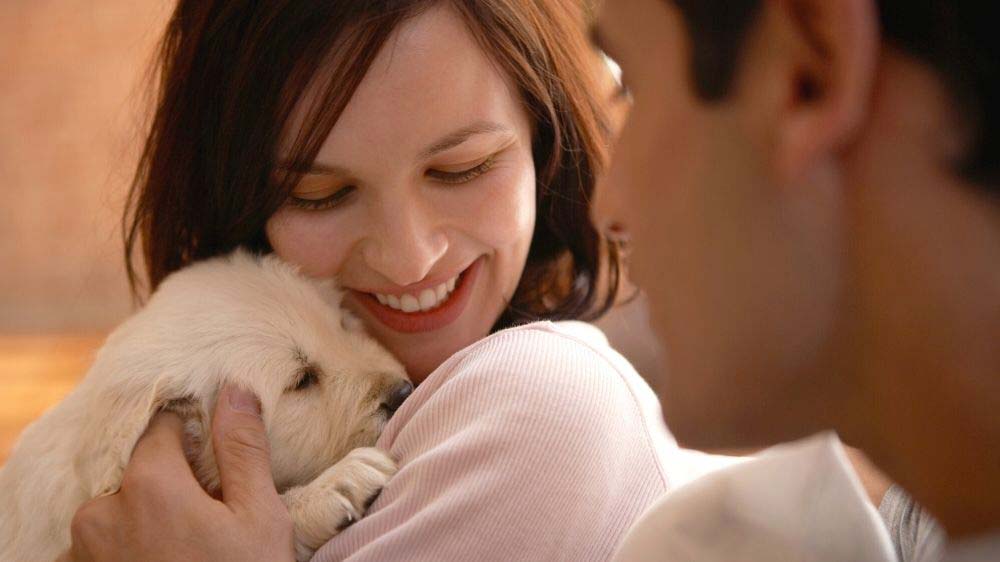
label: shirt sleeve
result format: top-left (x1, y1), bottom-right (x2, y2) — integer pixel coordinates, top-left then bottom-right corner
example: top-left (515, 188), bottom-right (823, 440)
top-left (878, 484), bottom-right (945, 562)
top-left (310, 327), bottom-right (670, 562)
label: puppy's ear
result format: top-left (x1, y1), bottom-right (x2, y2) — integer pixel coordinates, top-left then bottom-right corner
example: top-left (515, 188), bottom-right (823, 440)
top-left (76, 375), bottom-right (174, 498)
top-left (162, 395), bottom-right (216, 492)
top-left (160, 396), bottom-right (206, 469)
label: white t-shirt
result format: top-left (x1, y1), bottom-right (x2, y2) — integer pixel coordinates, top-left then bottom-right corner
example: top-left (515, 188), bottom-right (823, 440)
top-left (614, 433), bottom-right (1000, 562)
top-left (614, 433), bottom-right (896, 562)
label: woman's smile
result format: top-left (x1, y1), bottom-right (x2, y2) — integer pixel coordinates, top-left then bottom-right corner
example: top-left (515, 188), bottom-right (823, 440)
top-left (348, 256), bottom-right (483, 334)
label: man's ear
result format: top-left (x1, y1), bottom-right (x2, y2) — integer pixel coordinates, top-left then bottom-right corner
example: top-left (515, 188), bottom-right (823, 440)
top-left (763, 0), bottom-right (880, 183)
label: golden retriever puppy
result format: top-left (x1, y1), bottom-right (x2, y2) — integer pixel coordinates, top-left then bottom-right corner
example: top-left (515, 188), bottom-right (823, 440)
top-left (0, 249), bottom-right (412, 562)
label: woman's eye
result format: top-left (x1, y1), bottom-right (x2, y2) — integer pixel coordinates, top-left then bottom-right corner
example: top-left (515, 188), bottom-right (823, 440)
top-left (427, 155), bottom-right (496, 184)
top-left (288, 185), bottom-right (357, 211)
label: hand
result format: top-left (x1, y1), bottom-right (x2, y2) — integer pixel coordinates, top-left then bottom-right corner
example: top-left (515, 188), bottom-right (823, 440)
top-left (56, 385), bottom-right (295, 562)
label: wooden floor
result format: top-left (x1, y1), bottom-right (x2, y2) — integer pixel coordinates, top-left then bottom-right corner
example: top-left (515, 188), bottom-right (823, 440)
top-left (0, 335), bottom-right (102, 463)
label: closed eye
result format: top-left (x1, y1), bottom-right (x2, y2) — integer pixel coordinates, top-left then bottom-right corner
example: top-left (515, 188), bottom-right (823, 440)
top-left (285, 152), bottom-right (497, 212)
top-left (288, 185), bottom-right (357, 211)
top-left (289, 365), bottom-right (320, 392)
top-left (426, 155), bottom-right (496, 184)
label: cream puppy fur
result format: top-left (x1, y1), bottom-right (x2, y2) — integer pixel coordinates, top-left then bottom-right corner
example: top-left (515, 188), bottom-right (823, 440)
top-left (0, 249), bottom-right (411, 562)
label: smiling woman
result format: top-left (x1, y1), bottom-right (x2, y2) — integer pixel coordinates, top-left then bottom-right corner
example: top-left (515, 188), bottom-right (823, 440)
top-left (124, 0), bottom-right (623, 384)
top-left (99, 1), bottom-right (678, 560)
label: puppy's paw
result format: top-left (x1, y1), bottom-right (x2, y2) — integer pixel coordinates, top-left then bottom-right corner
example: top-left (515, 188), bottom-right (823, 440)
top-left (281, 447), bottom-right (396, 562)
top-left (329, 447), bottom-right (397, 524)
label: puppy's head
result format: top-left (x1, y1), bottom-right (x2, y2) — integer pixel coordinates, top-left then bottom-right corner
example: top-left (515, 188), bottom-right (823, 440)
top-left (132, 248), bottom-right (410, 493)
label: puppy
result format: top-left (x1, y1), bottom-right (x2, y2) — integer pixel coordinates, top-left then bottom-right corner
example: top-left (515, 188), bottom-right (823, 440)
top-left (0, 248), bottom-right (411, 562)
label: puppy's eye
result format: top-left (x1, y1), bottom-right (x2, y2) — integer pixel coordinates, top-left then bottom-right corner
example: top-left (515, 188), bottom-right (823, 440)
top-left (290, 366), bottom-right (320, 392)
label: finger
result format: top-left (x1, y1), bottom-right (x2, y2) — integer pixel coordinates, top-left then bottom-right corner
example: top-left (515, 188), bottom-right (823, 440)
top-left (53, 551), bottom-right (74, 562)
top-left (67, 496), bottom-right (117, 562)
top-left (123, 410), bottom-right (199, 492)
top-left (212, 384), bottom-right (279, 511)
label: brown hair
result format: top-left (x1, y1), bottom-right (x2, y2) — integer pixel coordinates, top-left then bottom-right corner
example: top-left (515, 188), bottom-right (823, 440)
top-left (668, 0), bottom-right (999, 191)
top-left (123, 0), bottom-right (621, 331)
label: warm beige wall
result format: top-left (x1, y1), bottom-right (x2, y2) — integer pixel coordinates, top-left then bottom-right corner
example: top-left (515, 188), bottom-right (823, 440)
top-left (0, 1), bottom-right (172, 333)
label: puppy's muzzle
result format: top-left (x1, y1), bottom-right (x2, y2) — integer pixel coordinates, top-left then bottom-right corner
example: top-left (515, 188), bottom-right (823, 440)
top-left (379, 381), bottom-right (414, 417)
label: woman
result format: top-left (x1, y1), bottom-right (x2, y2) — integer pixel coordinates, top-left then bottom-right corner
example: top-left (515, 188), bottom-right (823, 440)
top-left (65, 1), bottom-right (674, 560)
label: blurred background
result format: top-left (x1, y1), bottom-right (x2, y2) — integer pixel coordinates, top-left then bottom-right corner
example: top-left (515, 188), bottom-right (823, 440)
top-left (0, 1), bottom-right (172, 460)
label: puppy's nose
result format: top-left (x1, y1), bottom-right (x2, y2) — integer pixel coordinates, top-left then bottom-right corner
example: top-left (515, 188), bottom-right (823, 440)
top-left (380, 381), bottom-right (413, 416)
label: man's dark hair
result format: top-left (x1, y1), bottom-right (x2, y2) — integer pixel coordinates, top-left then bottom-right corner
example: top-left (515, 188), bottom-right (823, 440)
top-left (671, 0), bottom-right (999, 191)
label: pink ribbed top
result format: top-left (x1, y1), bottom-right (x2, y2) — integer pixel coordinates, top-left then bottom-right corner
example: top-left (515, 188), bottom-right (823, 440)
top-left (312, 321), bottom-right (675, 562)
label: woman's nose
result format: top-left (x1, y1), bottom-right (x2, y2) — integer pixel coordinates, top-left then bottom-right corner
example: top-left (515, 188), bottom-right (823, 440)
top-left (362, 200), bottom-right (448, 286)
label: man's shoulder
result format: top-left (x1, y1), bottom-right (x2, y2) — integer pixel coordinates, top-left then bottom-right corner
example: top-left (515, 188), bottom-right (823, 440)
top-left (613, 435), bottom-right (897, 562)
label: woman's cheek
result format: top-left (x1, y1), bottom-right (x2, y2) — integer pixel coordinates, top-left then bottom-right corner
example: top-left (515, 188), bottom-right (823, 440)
top-left (457, 159), bottom-right (536, 251)
top-left (265, 207), bottom-right (354, 278)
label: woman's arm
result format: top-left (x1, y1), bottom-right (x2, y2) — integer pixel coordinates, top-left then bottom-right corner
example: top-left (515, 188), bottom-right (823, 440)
top-left (313, 324), bottom-right (672, 562)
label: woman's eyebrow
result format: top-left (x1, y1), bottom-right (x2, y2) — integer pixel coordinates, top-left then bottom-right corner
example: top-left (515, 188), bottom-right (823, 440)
top-left (276, 162), bottom-right (351, 176)
top-left (276, 121), bottom-right (511, 175)
top-left (419, 121), bottom-right (511, 160)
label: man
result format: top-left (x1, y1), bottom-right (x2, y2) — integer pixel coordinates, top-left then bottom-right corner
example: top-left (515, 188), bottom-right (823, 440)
top-left (592, 0), bottom-right (998, 560)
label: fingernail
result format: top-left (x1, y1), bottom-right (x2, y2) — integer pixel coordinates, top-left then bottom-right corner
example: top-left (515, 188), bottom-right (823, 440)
top-left (227, 386), bottom-right (261, 416)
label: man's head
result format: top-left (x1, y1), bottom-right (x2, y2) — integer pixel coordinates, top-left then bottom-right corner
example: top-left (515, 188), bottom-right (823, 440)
top-left (595, 0), bottom-right (1000, 450)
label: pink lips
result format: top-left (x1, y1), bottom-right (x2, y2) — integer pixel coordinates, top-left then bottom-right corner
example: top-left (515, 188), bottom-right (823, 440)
top-left (352, 257), bottom-right (482, 333)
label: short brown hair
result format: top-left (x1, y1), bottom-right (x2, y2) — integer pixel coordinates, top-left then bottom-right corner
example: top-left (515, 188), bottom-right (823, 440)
top-left (669, 0), bottom-right (999, 191)
top-left (124, 0), bottom-right (620, 331)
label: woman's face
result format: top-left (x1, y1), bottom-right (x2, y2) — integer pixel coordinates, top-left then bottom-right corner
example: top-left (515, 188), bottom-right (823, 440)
top-left (266, 4), bottom-right (536, 383)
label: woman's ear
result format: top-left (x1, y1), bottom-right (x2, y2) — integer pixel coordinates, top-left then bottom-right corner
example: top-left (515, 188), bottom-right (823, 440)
top-left (754, 0), bottom-right (880, 183)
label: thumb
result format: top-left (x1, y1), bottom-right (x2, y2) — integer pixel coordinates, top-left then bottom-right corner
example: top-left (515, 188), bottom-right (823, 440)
top-left (212, 383), bottom-right (279, 511)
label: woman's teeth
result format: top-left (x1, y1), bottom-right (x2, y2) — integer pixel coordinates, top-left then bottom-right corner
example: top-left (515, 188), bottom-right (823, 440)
top-left (374, 274), bottom-right (460, 313)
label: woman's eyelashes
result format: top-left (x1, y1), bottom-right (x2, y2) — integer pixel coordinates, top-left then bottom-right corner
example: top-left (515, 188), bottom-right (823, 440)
top-left (425, 154), bottom-right (496, 184)
top-left (288, 185), bottom-right (357, 211)
top-left (286, 154), bottom-right (498, 211)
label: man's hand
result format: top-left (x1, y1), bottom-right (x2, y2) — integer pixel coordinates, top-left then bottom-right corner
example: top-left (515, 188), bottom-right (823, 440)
top-left (57, 384), bottom-right (296, 562)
